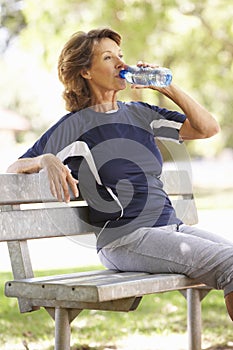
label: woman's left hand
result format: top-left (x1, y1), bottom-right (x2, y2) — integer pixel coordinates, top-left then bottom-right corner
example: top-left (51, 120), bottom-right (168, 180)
top-left (130, 61), bottom-right (167, 91)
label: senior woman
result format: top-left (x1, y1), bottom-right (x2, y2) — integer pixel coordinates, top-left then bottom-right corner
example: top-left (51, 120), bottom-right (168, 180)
top-left (7, 27), bottom-right (233, 320)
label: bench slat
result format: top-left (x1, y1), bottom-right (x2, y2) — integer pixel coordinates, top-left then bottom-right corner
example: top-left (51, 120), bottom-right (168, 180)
top-left (25, 271), bottom-right (149, 288)
top-left (0, 200), bottom-right (197, 241)
top-left (30, 297), bottom-right (142, 312)
top-left (0, 172), bottom-right (54, 204)
top-left (172, 199), bottom-right (198, 225)
top-left (0, 170), bottom-right (193, 204)
top-left (23, 269), bottom-right (112, 283)
top-left (0, 206), bottom-right (92, 241)
top-left (5, 272), bottom-right (205, 303)
top-left (161, 169), bottom-right (193, 195)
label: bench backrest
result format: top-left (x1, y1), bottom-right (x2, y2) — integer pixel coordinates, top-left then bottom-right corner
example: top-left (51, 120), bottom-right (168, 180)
top-left (0, 170), bottom-right (197, 242)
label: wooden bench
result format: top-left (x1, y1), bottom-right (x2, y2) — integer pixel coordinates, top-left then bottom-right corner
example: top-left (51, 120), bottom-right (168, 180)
top-left (0, 170), bottom-right (211, 350)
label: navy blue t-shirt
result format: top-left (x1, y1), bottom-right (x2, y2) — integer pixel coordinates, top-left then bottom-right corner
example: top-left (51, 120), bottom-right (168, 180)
top-left (20, 101), bottom-right (186, 249)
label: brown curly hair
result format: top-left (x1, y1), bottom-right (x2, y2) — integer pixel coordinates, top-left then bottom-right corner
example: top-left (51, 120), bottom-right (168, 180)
top-left (58, 28), bottom-right (121, 112)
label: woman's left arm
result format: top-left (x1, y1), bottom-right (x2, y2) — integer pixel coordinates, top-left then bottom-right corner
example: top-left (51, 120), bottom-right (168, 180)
top-left (155, 83), bottom-right (220, 140)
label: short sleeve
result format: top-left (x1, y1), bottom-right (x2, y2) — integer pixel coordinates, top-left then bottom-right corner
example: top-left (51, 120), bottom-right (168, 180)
top-left (149, 106), bottom-right (186, 143)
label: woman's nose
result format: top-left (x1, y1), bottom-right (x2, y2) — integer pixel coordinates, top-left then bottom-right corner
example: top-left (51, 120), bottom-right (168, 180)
top-left (116, 57), bottom-right (124, 69)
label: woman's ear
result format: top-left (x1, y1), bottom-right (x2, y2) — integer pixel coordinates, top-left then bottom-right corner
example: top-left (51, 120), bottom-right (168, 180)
top-left (81, 69), bottom-right (92, 80)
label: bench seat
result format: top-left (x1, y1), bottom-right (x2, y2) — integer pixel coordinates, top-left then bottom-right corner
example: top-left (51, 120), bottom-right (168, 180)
top-left (5, 270), bottom-right (206, 305)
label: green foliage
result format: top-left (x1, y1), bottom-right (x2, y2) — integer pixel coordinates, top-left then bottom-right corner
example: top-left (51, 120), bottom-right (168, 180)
top-left (1, 0), bottom-right (233, 155)
top-left (0, 0), bottom-right (27, 52)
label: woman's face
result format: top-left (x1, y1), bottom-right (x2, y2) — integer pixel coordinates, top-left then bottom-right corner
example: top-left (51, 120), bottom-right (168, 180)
top-left (83, 37), bottom-right (126, 95)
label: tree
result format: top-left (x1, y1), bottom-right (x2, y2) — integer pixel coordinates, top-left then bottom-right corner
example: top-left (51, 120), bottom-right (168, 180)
top-left (0, 0), bottom-right (26, 53)
top-left (173, 0), bottom-right (233, 152)
top-left (1, 0), bottom-right (233, 155)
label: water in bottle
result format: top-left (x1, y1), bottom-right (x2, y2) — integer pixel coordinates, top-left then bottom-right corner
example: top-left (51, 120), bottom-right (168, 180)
top-left (119, 65), bottom-right (172, 87)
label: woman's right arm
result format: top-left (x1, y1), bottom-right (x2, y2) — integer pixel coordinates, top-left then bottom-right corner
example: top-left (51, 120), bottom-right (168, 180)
top-left (7, 154), bottom-right (79, 203)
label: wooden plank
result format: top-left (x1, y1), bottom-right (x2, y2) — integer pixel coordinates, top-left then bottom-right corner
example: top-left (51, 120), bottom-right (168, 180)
top-left (161, 170), bottom-right (193, 195)
top-left (97, 274), bottom-right (206, 302)
top-left (171, 199), bottom-right (198, 225)
top-left (0, 172), bottom-right (84, 204)
top-left (33, 297), bottom-right (142, 312)
top-left (0, 172), bottom-right (54, 204)
top-left (0, 170), bottom-right (194, 205)
top-left (5, 273), bottom-right (206, 303)
top-left (0, 206), bottom-right (92, 241)
top-left (0, 198), bottom-right (196, 242)
top-left (20, 269), bottom-right (113, 283)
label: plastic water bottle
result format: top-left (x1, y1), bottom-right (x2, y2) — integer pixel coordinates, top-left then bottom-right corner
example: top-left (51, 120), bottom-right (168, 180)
top-left (119, 65), bottom-right (172, 87)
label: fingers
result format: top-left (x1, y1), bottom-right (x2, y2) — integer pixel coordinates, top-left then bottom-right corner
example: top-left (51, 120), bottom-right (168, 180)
top-left (51, 169), bottom-right (79, 203)
top-left (50, 176), bottom-right (64, 202)
top-left (136, 61), bottom-right (160, 69)
top-left (48, 170), bottom-right (68, 202)
top-left (59, 173), bottom-right (71, 203)
top-left (66, 171), bottom-right (79, 199)
top-left (130, 61), bottom-right (161, 90)
top-left (41, 154), bottom-right (79, 203)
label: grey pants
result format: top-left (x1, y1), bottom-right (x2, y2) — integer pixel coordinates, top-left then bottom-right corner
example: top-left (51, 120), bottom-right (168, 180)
top-left (98, 224), bottom-right (233, 296)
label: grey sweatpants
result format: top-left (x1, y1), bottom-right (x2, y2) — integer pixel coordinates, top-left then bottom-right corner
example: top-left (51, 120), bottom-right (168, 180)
top-left (98, 224), bottom-right (233, 296)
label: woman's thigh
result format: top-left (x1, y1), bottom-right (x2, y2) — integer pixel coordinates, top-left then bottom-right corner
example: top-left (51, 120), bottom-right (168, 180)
top-left (179, 224), bottom-right (233, 245)
top-left (98, 225), bottom-right (233, 290)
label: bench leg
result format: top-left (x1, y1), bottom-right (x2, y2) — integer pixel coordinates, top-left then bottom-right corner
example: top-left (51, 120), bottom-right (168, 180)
top-left (187, 289), bottom-right (202, 350)
top-left (54, 308), bottom-right (71, 350)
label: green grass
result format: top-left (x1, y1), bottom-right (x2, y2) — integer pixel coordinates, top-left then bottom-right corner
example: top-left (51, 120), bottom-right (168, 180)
top-left (1, 267), bottom-right (233, 350)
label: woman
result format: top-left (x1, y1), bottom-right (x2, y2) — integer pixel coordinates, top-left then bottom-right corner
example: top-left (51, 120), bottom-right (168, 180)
top-left (7, 28), bottom-right (233, 320)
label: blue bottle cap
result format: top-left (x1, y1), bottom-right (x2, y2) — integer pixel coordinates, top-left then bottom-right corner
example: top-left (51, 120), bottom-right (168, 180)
top-left (119, 70), bottom-right (127, 79)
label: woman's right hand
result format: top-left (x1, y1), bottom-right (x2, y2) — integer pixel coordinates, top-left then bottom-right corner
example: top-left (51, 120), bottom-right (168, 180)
top-left (7, 154), bottom-right (79, 203)
top-left (39, 154), bottom-right (79, 202)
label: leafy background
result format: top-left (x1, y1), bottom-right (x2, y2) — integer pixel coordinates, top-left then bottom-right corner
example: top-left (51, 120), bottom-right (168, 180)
top-left (0, 0), bottom-right (233, 159)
